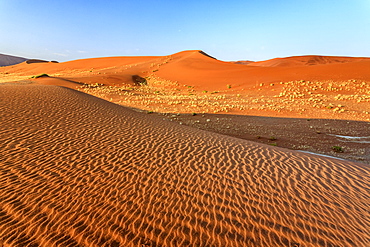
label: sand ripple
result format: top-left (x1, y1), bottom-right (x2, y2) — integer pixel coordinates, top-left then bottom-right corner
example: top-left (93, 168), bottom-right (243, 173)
top-left (0, 85), bottom-right (369, 246)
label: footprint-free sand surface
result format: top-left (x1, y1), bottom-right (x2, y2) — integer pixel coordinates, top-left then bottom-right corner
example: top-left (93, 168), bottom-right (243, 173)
top-left (1, 85), bottom-right (369, 246)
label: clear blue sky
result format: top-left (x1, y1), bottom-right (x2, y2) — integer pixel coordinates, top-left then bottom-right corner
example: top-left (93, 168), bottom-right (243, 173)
top-left (1, 0), bottom-right (370, 62)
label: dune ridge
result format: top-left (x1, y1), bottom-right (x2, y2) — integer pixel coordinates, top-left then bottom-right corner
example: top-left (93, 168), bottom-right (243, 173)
top-left (0, 54), bottom-right (28, 67)
top-left (0, 85), bottom-right (369, 246)
top-left (247, 55), bottom-right (370, 67)
top-left (1, 51), bottom-right (370, 92)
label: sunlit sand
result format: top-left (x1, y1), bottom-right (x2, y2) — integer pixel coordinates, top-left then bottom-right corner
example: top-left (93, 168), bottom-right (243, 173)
top-left (0, 51), bottom-right (369, 246)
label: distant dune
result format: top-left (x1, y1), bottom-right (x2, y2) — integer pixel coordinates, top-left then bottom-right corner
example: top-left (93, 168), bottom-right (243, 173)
top-left (25, 59), bottom-right (53, 64)
top-left (2, 50), bottom-right (370, 90)
top-left (247, 55), bottom-right (370, 67)
top-left (153, 51), bottom-right (370, 90)
top-left (0, 85), bottom-right (369, 246)
top-left (1, 50), bottom-right (369, 121)
top-left (0, 53), bottom-right (28, 67)
top-left (232, 60), bottom-right (255, 65)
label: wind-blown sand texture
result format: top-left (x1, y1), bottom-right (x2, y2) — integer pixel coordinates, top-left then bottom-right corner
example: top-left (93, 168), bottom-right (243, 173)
top-left (1, 85), bottom-right (369, 247)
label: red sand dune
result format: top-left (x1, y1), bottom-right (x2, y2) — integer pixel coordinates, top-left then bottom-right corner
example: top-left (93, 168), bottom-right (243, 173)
top-left (154, 51), bottom-right (370, 90)
top-left (0, 85), bottom-right (369, 246)
top-left (2, 50), bottom-right (370, 92)
top-left (232, 60), bottom-right (255, 65)
top-left (25, 59), bottom-right (51, 64)
top-left (247, 55), bottom-right (369, 67)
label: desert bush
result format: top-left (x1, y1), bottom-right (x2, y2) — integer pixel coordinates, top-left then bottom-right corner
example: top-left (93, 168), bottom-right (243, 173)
top-left (132, 75), bottom-right (147, 86)
top-left (332, 146), bottom-right (343, 152)
top-left (31, 73), bottom-right (49, 78)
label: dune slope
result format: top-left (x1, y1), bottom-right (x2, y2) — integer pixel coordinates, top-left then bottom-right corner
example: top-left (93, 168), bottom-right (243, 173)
top-left (1, 51), bottom-right (370, 92)
top-left (247, 55), bottom-right (370, 67)
top-left (0, 54), bottom-right (28, 67)
top-left (160, 52), bottom-right (370, 90)
top-left (0, 85), bottom-right (369, 247)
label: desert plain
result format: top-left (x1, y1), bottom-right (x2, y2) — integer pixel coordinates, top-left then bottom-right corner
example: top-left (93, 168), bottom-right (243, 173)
top-left (0, 50), bottom-right (369, 246)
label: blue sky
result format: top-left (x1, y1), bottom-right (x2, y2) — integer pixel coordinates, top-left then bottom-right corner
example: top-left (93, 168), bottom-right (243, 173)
top-left (1, 0), bottom-right (370, 62)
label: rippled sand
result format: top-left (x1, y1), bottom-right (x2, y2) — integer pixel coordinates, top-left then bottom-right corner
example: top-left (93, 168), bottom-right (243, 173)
top-left (0, 85), bottom-right (369, 246)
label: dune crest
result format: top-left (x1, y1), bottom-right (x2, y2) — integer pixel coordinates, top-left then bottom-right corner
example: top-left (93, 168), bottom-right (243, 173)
top-left (0, 85), bottom-right (369, 246)
top-left (25, 59), bottom-right (51, 64)
top-left (1, 50), bottom-right (370, 123)
top-left (1, 51), bottom-right (370, 91)
top-left (248, 55), bottom-right (370, 67)
top-left (0, 53), bottom-right (28, 67)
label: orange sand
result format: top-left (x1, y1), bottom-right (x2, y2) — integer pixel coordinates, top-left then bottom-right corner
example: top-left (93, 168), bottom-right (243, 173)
top-left (1, 51), bottom-right (370, 121)
top-left (2, 51), bottom-right (370, 91)
top-left (0, 85), bottom-right (369, 246)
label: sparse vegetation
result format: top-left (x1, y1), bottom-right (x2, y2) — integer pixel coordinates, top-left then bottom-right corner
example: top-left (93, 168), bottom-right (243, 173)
top-left (82, 83), bottom-right (104, 88)
top-left (31, 73), bottom-right (49, 79)
top-left (332, 146), bottom-right (344, 152)
top-left (269, 136), bottom-right (277, 141)
top-left (132, 75), bottom-right (147, 86)
top-left (77, 77), bottom-right (370, 121)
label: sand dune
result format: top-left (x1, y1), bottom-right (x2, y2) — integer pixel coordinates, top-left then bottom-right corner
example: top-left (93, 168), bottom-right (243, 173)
top-left (0, 53), bottom-right (28, 67)
top-left (247, 55), bottom-right (370, 67)
top-left (11, 55), bottom-right (161, 77)
top-left (1, 50), bottom-right (370, 91)
top-left (232, 60), bottom-right (255, 65)
top-left (0, 85), bottom-right (369, 246)
top-left (25, 59), bottom-right (53, 64)
top-left (154, 51), bottom-right (370, 90)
